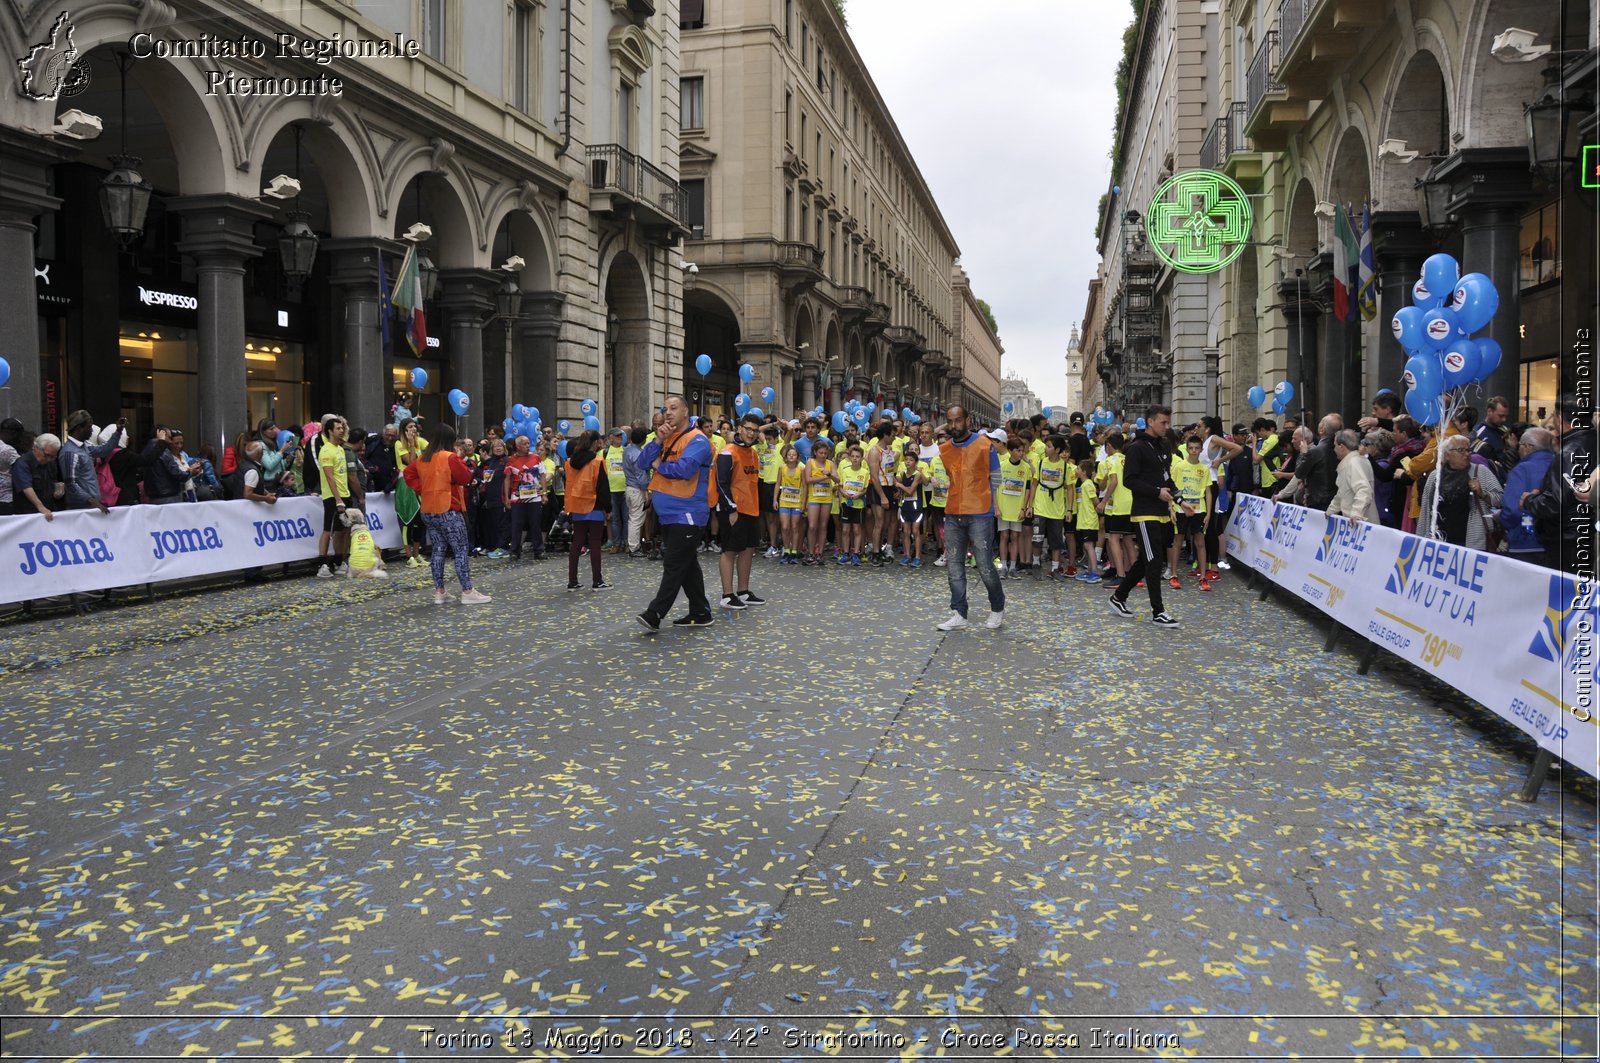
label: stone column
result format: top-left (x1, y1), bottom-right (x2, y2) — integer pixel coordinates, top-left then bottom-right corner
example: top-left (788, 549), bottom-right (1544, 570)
top-left (437, 269), bottom-right (500, 438)
top-left (515, 291), bottom-right (565, 419)
top-left (1279, 272), bottom-right (1321, 424)
top-left (798, 361), bottom-right (819, 412)
top-left (1371, 211), bottom-right (1430, 392)
top-left (1306, 252), bottom-right (1344, 422)
top-left (0, 129), bottom-right (73, 427)
top-left (170, 194), bottom-right (275, 455)
top-left (324, 238), bottom-right (402, 433)
top-left (1434, 148), bottom-right (1536, 408)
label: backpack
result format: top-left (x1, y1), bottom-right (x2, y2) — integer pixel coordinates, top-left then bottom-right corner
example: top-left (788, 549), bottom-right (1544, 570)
top-left (1528, 458), bottom-right (1571, 547)
top-left (96, 451), bottom-right (121, 506)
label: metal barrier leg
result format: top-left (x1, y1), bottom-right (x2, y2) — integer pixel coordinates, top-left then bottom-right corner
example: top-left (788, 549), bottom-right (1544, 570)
top-left (1356, 643), bottom-right (1379, 675)
top-left (1518, 749), bottom-right (1554, 803)
top-left (1323, 617), bottom-right (1340, 652)
top-left (1257, 580), bottom-right (1272, 602)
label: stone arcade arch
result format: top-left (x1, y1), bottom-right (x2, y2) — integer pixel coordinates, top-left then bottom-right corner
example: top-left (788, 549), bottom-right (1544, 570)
top-left (604, 251), bottom-right (653, 427)
top-left (486, 205), bottom-right (560, 426)
top-left (682, 287), bottom-right (742, 422)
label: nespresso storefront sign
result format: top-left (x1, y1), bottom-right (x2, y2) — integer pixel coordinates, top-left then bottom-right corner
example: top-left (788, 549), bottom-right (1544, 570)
top-left (138, 285), bottom-right (199, 311)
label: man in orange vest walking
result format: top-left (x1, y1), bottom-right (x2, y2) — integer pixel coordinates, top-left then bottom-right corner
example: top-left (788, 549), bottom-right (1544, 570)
top-left (713, 413), bottom-right (768, 609)
top-left (936, 404), bottom-right (1005, 631)
top-left (635, 395), bottom-right (715, 631)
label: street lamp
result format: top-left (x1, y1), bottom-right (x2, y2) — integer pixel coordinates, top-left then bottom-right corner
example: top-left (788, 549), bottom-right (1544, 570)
top-left (418, 248), bottom-right (440, 302)
top-left (1525, 65), bottom-right (1583, 171)
top-left (276, 125), bottom-right (319, 282)
top-left (1415, 161), bottom-right (1453, 231)
top-left (100, 53), bottom-right (152, 248)
top-left (497, 276), bottom-right (523, 321)
top-left (605, 310), bottom-right (621, 350)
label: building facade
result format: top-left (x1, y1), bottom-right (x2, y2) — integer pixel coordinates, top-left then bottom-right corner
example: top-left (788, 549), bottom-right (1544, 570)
top-left (677, 0), bottom-right (964, 422)
top-left (1079, 272), bottom-right (1106, 413)
top-left (999, 373), bottom-right (1042, 421)
top-left (1093, 0), bottom-right (1219, 425)
top-left (2, 0), bottom-right (689, 447)
top-left (951, 266), bottom-right (1002, 423)
top-left (1098, 0), bottom-right (1596, 428)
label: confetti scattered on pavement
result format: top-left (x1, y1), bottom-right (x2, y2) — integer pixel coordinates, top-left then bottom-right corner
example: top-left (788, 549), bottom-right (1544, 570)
top-left (1, 555), bottom-right (1594, 1059)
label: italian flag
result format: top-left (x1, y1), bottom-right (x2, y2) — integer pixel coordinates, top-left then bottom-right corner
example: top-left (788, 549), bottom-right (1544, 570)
top-left (1332, 204), bottom-right (1360, 323)
top-left (391, 244), bottom-right (428, 354)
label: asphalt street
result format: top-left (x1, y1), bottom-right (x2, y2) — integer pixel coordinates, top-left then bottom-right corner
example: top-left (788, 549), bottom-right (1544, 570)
top-left (0, 548), bottom-right (1594, 1060)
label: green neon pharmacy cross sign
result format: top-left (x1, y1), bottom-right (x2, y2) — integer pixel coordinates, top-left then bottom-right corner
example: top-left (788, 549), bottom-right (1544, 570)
top-left (1146, 169), bottom-right (1253, 274)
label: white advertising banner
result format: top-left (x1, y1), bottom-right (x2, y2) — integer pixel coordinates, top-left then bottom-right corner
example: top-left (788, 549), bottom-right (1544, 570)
top-left (1225, 496), bottom-right (1598, 779)
top-left (0, 496), bottom-right (402, 605)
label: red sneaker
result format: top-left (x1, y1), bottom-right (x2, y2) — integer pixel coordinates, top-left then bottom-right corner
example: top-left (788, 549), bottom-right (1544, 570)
top-left (1168, 576), bottom-right (1182, 590)
top-left (1064, 565), bottom-right (1077, 577)
top-left (1199, 578), bottom-right (1213, 592)
top-left (1203, 569), bottom-right (1220, 581)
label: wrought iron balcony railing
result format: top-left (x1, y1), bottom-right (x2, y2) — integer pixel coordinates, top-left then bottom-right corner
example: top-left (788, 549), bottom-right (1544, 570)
top-left (586, 143), bottom-right (687, 227)
top-left (1245, 31), bottom-right (1282, 123)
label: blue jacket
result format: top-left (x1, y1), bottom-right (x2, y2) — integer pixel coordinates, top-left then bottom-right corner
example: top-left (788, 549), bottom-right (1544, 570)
top-left (638, 429), bottom-right (712, 526)
top-left (622, 443), bottom-right (651, 491)
top-left (1500, 449), bottom-right (1555, 555)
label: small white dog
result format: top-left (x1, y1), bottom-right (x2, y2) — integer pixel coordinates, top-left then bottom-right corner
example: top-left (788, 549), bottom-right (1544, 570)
top-left (341, 508), bottom-right (389, 579)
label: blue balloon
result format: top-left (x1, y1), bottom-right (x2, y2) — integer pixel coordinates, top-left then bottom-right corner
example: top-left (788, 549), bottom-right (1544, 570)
top-left (527, 406), bottom-right (541, 423)
top-left (1421, 307), bottom-right (1460, 351)
top-left (410, 366), bottom-right (428, 390)
top-left (739, 362), bottom-right (755, 383)
top-left (813, 406), bottom-right (824, 418)
top-left (1404, 387), bottom-right (1443, 426)
top-left (512, 403), bottom-right (529, 421)
top-left (1247, 385), bottom-right (1267, 408)
top-left (909, 413), bottom-right (921, 425)
top-left (1391, 305), bottom-right (1426, 350)
top-left (734, 393), bottom-right (751, 414)
top-left (519, 420), bottom-right (539, 440)
top-left (503, 417), bottom-right (518, 437)
top-left (1441, 339), bottom-right (1481, 391)
top-left (1274, 380), bottom-right (1294, 403)
top-left (1402, 353), bottom-right (1442, 398)
top-left (580, 398), bottom-right (597, 417)
top-left (558, 419), bottom-right (571, 433)
top-left (1449, 272), bottom-right (1499, 334)
top-left (447, 388), bottom-right (470, 415)
top-left (832, 411), bottom-right (849, 434)
top-left (1475, 337), bottom-right (1503, 379)
top-left (1421, 254), bottom-right (1460, 306)
top-left (902, 407), bottom-right (915, 421)
top-left (1135, 417), bottom-right (1147, 430)
top-left (1003, 400), bottom-right (1015, 414)
top-left (750, 407), bottom-right (764, 419)
top-left (866, 402), bottom-right (877, 415)
top-left (761, 386), bottom-right (776, 404)
top-left (1271, 398), bottom-right (1287, 416)
top-left (557, 440), bottom-right (568, 460)
top-left (1041, 406), bottom-right (1052, 420)
top-left (584, 414), bottom-right (602, 432)
top-left (853, 408), bottom-right (869, 426)
top-left (1412, 276), bottom-right (1441, 309)
top-left (695, 353), bottom-right (712, 377)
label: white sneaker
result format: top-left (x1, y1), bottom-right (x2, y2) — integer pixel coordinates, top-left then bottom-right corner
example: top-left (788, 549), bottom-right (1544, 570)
top-left (882, 544), bottom-right (894, 558)
top-left (985, 611), bottom-right (1005, 630)
top-left (460, 589), bottom-right (493, 605)
top-left (432, 589), bottom-right (453, 605)
top-left (1216, 559), bottom-right (1232, 570)
top-left (764, 547), bottom-right (780, 558)
top-left (936, 612), bottom-right (969, 631)
top-left (315, 563), bottom-right (334, 579)
top-left (933, 554), bottom-right (947, 567)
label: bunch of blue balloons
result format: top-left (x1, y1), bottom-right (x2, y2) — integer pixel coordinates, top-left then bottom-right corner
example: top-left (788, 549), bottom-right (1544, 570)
top-left (1247, 380), bottom-right (1295, 417)
top-left (503, 403), bottom-right (543, 441)
top-left (1090, 407), bottom-right (1117, 428)
top-left (1392, 253), bottom-right (1503, 426)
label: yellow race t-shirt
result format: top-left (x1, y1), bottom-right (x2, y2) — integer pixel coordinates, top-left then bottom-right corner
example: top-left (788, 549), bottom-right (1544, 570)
top-left (806, 458), bottom-right (836, 505)
top-left (996, 454), bottom-right (1034, 523)
top-left (1099, 452), bottom-right (1132, 516)
top-left (1074, 467), bottom-right (1101, 530)
top-left (837, 459), bottom-right (870, 509)
top-left (1033, 456), bottom-right (1071, 520)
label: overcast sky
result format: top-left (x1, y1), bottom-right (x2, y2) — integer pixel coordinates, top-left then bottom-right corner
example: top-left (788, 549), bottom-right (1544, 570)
top-left (845, 0), bottom-right (1130, 409)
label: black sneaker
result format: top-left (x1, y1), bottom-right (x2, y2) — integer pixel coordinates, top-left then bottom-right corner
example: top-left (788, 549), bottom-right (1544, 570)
top-left (1108, 595), bottom-right (1134, 619)
top-left (672, 613), bottom-right (716, 627)
top-left (1151, 612), bottom-right (1180, 627)
top-left (593, 579), bottom-right (615, 591)
top-left (635, 611), bottom-right (661, 632)
top-left (566, 582), bottom-right (581, 592)
top-left (719, 593), bottom-right (747, 610)
top-left (739, 590), bottom-right (767, 606)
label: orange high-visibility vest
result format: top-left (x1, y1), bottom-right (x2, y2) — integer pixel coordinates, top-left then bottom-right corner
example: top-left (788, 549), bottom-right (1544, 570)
top-left (648, 428), bottom-right (708, 499)
top-left (564, 457), bottom-right (603, 514)
top-left (939, 434), bottom-right (996, 515)
top-left (709, 442), bottom-right (761, 516)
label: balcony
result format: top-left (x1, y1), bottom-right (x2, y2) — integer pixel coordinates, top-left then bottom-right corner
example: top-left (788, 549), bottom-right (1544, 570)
top-left (924, 348), bottom-right (949, 369)
top-left (885, 325), bottom-right (925, 352)
top-left (1277, 0), bottom-right (1387, 98)
top-left (1243, 30), bottom-right (1310, 151)
top-left (587, 144), bottom-right (688, 242)
top-left (777, 240), bottom-right (824, 295)
top-left (1199, 102), bottom-right (1264, 184)
top-left (837, 285), bottom-right (875, 322)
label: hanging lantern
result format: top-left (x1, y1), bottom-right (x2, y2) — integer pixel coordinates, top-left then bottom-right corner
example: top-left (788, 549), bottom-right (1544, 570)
top-left (497, 276), bottom-right (523, 320)
top-left (100, 155), bottom-right (152, 247)
top-left (418, 247), bottom-right (440, 302)
top-left (277, 210), bottom-right (319, 281)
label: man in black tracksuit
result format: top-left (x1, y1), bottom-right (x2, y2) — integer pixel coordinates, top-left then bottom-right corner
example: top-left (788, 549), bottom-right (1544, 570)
top-left (1110, 405), bottom-right (1181, 626)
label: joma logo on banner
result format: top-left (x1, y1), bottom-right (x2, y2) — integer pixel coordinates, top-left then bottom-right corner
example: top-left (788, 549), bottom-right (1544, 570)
top-left (18, 536), bottom-right (114, 575)
top-left (150, 526), bottom-right (224, 560)
top-left (253, 516), bottom-right (317, 547)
